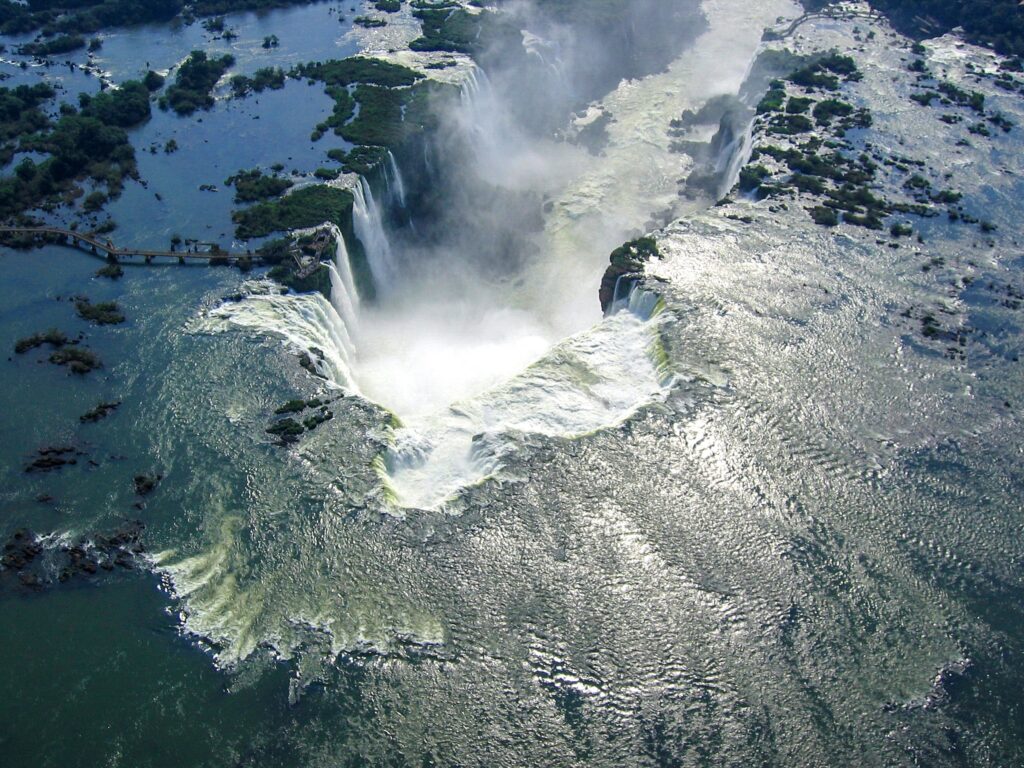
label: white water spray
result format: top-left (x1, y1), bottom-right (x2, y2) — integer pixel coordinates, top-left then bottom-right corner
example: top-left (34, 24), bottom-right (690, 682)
top-left (385, 150), bottom-right (407, 209)
top-left (352, 178), bottom-right (398, 292)
top-left (326, 224), bottom-right (361, 337)
top-left (208, 0), bottom-right (800, 510)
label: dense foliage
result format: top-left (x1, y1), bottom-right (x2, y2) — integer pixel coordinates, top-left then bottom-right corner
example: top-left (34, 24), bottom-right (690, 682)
top-left (225, 168), bottom-right (293, 202)
top-left (79, 80), bottom-right (151, 128)
top-left (0, 84), bottom-right (55, 164)
top-left (230, 67), bottom-right (285, 97)
top-left (0, 0), bottom-right (180, 36)
top-left (0, 0), bottom-right (325, 36)
top-left (232, 185), bottom-right (353, 239)
top-left (17, 34), bottom-right (85, 56)
top-left (0, 112), bottom-right (136, 220)
top-left (292, 57), bottom-right (422, 89)
top-left (295, 57), bottom-right (445, 148)
top-left (807, 0), bottom-right (1024, 57)
top-left (161, 51), bottom-right (235, 115)
top-left (0, 76), bottom-right (147, 221)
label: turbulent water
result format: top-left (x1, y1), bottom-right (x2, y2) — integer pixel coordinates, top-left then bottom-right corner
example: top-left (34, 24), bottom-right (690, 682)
top-left (211, 0), bottom-right (798, 512)
top-left (2, 1), bottom-right (1024, 767)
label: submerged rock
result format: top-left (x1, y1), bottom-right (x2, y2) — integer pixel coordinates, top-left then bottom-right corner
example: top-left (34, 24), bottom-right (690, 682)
top-left (133, 472), bottom-right (162, 496)
top-left (24, 446), bottom-right (84, 473)
top-left (80, 401), bottom-right (121, 423)
top-left (0, 521), bottom-right (146, 592)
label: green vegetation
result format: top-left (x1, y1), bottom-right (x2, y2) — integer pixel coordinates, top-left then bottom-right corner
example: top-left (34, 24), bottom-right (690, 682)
top-left (0, 0), bottom-right (324, 37)
top-left (49, 346), bottom-right (101, 374)
top-left (411, 5), bottom-right (486, 53)
top-left (766, 113), bottom-right (813, 135)
top-left (0, 1), bottom-right (180, 36)
top-left (293, 57), bottom-right (439, 147)
top-left (18, 34), bottom-right (86, 57)
top-left (757, 82), bottom-right (787, 114)
top-left (599, 236), bottom-right (661, 311)
top-left (75, 298), bottom-right (125, 325)
top-left (266, 418), bottom-right (304, 440)
top-left (267, 396), bottom-right (334, 440)
top-left (328, 145), bottom-right (387, 175)
top-left (786, 53), bottom-right (859, 92)
top-left (225, 168), bottom-right (293, 202)
top-left (812, 99), bottom-right (853, 125)
top-left (0, 94), bottom-right (138, 219)
top-left (0, 83), bottom-right (54, 166)
top-left (344, 82), bottom-right (446, 146)
top-left (809, 205), bottom-right (839, 226)
top-left (786, 96), bottom-right (813, 114)
top-left (375, 0), bottom-right (401, 11)
top-left (161, 50), bottom-right (235, 115)
top-left (739, 164), bottom-right (770, 193)
top-left (937, 81), bottom-right (985, 112)
top-left (143, 70), bottom-right (165, 92)
top-left (292, 57), bottom-right (422, 89)
top-left (96, 262), bottom-right (123, 279)
top-left (807, 0), bottom-right (1024, 58)
top-left (232, 184), bottom-right (354, 239)
top-left (83, 190), bottom-right (107, 211)
top-left (230, 67), bottom-right (285, 97)
top-left (79, 80), bottom-right (151, 127)
top-left (14, 329), bottom-right (68, 354)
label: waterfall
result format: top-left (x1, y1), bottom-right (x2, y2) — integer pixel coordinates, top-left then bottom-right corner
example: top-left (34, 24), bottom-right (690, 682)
top-left (352, 178), bottom-right (398, 292)
top-left (326, 224), bottom-right (360, 338)
top-left (719, 121), bottom-right (755, 198)
top-left (521, 30), bottom-right (571, 101)
top-left (460, 67), bottom-right (482, 106)
top-left (385, 150), bottom-right (407, 209)
top-left (610, 277), bottom-right (662, 320)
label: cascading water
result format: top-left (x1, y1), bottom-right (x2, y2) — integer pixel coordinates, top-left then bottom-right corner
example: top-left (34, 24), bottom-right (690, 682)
top-left (326, 224), bottom-right (361, 337)
top-left (205, 0), bottom-right (798, 510)
top-left (719, 121), bottom-right (756, 198)
top-left (385, 150), bottom-right (407, 209)
top-left (201, 283), bottom-right (358, 391)
top-left (351, 178), bottom-right (398, 292)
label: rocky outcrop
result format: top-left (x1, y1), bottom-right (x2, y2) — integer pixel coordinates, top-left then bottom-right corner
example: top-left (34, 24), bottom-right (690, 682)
top-left (1, 521), bottom-right (146, 591)
top-left (599, 236), bottom-right (661, 313)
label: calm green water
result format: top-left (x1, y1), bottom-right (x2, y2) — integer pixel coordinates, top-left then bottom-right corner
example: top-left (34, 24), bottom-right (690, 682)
top-left (1, 3), bottom-right (1023, 767)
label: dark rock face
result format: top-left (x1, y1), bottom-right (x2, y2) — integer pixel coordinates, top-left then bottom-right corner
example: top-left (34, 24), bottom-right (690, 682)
top-left (80, 401), bottom-right (121, 423)
top-left (598, 236), bottom-right (661, 313)
top-left (24, 446), bottom-right (84, 473)
top-left (0, 521), bottom-right (146, 591)
top-left (133, 473), bottom-right (162, 496)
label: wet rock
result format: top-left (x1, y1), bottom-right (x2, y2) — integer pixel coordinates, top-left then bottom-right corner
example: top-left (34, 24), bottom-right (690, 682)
top-left (267, 418), bottom-right (304, 444)
top-left (80, 401), bottom-right (121, 423)
top-left (24, 446), bottom-right (84, 473)
top-left (14, 329), bottom-right (69, 354)
top-left (0, 521), bottom-right (146, 592)
top-left (133, 472), bottom-right (162, 496)
top-left (74, 297), bottom-right (125, 325)
top-left (48, 347), bottom-right (102, 374)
